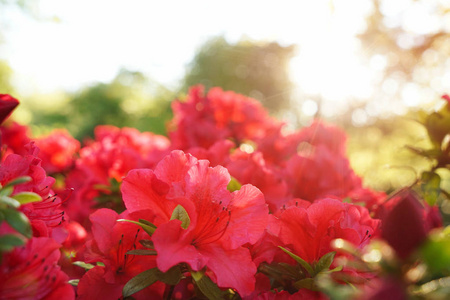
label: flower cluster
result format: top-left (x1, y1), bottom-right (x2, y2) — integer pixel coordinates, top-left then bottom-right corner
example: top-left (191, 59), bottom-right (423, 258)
top-left (0, 89), bottom-right (447, 299)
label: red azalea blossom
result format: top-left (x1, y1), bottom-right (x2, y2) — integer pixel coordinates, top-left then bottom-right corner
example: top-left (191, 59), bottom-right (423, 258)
top-left (78, 208), bottom-right (164, 299)
top-left (0, 121), bottom-right (31, 158)
top-left (0, 143), bottom-right (68, 239)
top-left (284, 145), bottom-right (362, 201)
top-left (65, 125), bottom-right (170, 223)
top-left (122, 150), bottom-right (269, 296)
top-left (0, 237), bottom-right (74, 300)
top-left (35, 129), bottom-right (80, 174)
top-left (275, 198), bottom-right (380, 264)
top-left (169, 85), bottom-right (279, 149)
top-left (296, 120), bottom-right (348, 155)
top-left (226, 149), bottom-right (289, 213)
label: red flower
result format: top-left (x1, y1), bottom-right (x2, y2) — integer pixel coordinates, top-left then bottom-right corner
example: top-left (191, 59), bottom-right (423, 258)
top-left (122, 150), bottom-right (269, 296)
top-left (0, 121), bottom-right (31, 158)
top-left (169, 85), bottom-right (279, 149)
top-left (0, 94), bottom-right (19, 125)
top-left (296, 120), bottom-right (348, 155)
top-left (377, 189), bottom-right (442, 259)
top-left (35, 129), bottom-right (80, 174)
top-left (65, 125), bottom-right (170, 223)
top-left (0, 143), bottom-right (68, 240)
top-left (284, 145), bottom-right (362, 201)
top-left (275, 198), bottom-right (380, 264)
top-left (186, 139), bottom-right (234, 167)
top-left (226, 149), bottom-right (289, 213)
top-left (0, 237), bottom-right (74, 299)
top-left (78, 208), bottom-right (164, 299)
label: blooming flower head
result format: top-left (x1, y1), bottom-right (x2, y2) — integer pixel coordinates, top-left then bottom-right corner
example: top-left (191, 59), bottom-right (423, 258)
top-left (275, 198), bottom-right (380, 264)
top-left (121, 150), bottom-right (269, 296)
top-left (0, 237), bottom-right (74, 300)
top-left (0, 143), bottom-right (68, 239)
top-left (65, 125), bottom-right (170, 223)
top-left (78, 208), bottom-right (164, 299)
top-left (35, 129), bottom-right (80, 174)
top-left (0, 121), bottom-right (31, 158)
top-left (169, 85), bottom-right (279, 150)
top-left (284, 145), bottom-right (362, 201)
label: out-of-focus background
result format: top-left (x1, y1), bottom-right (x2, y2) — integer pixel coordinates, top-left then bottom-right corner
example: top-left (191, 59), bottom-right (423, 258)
top-left (0, 0), bottom-right (449, 196)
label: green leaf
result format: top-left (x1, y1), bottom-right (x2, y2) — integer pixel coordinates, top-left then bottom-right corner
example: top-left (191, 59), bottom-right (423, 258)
top-left (126, 249), bottom-right (157, 256)
top-left (313, 251), bottom-right (336, 276)
top-left (159, 266), bottom-right (182, 285)
top-left (325, 265), bottom-right (343, 274)
top-left (12, 192), bottom-right (42, 205)
top-left (123, 266), bottom-right (182, 298)
top-left (0, 186), bottom-right (13, 197)
top-left (117, 219), bottom-right (156, 236)
top-left (0, 196), bottom-right (20, 208)
top-left (0, 234), bottom-right (25, 252)
top-left (278, 262), bottom-right (302, 279)
top-left (191, 270), bottom-right (226, 300)
top-left (420, 226), bottom-right (450, 273)
top-left (279, 246), bottom-right (314, 276)
top-left (2, 208), bottom-right (32, 238)
top-left (421, 172), bottom-right (441, 206)
top-left (170, 205), bottom-right (190, 229)
top-left (138, 219), bottom-right (157, 229)
top-left (123, 268), bottom-right (160, 297)
top-left (68, 279), bottom-right (79, 286)
top-left (72, 261), bottom-right (95, 270)
top-left (227, 177), bottom-right (242, 192)
top-left (293, 278), bottom-right (317, 291)
top-left (3, 176), bottom-right (32, 188)
top-left (139, 239), bottom-right (154, 249)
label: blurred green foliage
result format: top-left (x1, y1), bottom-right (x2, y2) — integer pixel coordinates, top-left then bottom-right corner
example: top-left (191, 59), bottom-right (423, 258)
top-left (0, 60), bottom-right (14, 95)
top-left (347, 116), bottom-right (434, 193)
top-left (25, 69), bottom-right (174, 140)
top-left (182, 36), bottom-right (296, 113)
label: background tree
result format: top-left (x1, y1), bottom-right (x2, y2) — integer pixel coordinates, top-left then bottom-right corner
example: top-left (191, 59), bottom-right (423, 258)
top-left (28, 69), bottom-right (174, 140)
top-left (182, 36), bottom-right (296, 114)
top-left (357, 0), bottom-right (450, 115)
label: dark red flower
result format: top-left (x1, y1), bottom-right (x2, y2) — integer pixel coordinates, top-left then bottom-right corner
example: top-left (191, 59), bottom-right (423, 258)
top-left (0, 94), bottom-right (19, 125)
top-left (378, 189), bottom-right (442, 259)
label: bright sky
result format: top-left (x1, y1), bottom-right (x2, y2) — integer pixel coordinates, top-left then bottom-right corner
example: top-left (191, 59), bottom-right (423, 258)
top-left (1, 0), bottom-right (374, 102)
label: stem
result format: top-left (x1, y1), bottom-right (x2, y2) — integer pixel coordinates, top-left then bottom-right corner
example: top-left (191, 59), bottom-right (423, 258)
top-left (164, 284), bottom-right (175, 300)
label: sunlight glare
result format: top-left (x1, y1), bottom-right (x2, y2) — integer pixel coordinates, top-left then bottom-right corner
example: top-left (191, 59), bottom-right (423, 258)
top-left (289, 0), bottom-right (375, 105)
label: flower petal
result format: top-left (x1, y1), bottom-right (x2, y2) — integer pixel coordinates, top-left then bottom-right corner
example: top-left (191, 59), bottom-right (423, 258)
top-left (153, 220), bottom-right (207, 272)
